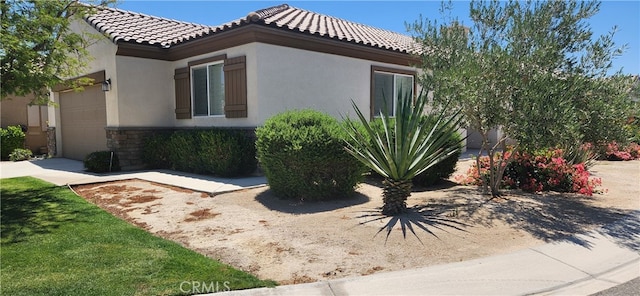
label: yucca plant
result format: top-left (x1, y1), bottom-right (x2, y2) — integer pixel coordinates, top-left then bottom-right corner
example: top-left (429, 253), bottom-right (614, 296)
top-left (343, 91), bottom-right (462, 215)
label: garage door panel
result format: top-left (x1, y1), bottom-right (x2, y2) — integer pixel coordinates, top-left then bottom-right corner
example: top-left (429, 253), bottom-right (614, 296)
top-left (60, 85), bottom-right (107, 161)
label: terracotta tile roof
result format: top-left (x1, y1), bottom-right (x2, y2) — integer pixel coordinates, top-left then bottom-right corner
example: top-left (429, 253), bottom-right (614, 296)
top-left (85, 3), bottom-right (419, 54)
top-left (249, 4), bottom-right (419, 54)
top-left (84, 6), bottom-right (214, 47)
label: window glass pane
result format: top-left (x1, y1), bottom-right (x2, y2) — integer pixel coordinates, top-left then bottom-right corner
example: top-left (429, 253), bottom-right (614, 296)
top-left (192, 67), bottom-right (208, 116)
top-left (373, 72), bottom-right (394, 116)
top-left (208, 64), bottom-right (224, 116)
top-left (395, 75), bottom-right (414, 103)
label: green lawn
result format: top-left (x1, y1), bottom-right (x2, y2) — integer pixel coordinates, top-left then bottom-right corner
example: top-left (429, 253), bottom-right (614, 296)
top-left (1, 177), bottom-right (275, 296)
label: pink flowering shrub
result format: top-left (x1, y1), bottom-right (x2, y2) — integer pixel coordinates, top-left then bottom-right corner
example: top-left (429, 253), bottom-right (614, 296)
top-left (603, 142), bottom-right (640, 161)
top-left (457, 148), bottom-right (603, 196)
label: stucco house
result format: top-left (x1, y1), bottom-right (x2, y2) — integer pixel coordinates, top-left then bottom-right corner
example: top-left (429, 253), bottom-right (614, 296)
top-left (4, 3), bottom-right (456, 169)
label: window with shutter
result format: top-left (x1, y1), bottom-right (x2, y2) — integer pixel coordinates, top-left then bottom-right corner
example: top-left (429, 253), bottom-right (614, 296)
top-left (175, 55), bottom-right (247, 119)
top-left (174, 67), bottom-right (191, 119)
top-left (223, 56), bottom-right (247, 118)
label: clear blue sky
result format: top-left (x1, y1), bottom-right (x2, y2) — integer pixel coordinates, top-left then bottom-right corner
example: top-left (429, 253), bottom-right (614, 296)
top-left (116, 1), bottom-right (639, 75)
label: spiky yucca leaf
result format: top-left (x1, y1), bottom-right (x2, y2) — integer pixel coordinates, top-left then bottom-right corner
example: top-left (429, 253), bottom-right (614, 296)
top-left (343, 91), bottom-right (462, 183)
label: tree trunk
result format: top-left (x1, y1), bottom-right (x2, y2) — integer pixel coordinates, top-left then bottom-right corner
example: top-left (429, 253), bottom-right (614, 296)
top-left (382, 179), bottom-right (412, 215)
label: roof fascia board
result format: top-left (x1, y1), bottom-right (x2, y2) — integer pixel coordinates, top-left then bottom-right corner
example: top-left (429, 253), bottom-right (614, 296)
top-left (115, 25), bottom-right (420, 67)
top-left (52, 70), bottom-right (106, 92)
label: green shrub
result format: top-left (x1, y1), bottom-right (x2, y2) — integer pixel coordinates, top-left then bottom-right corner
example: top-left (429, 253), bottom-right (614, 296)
top-left (369, 116), bottom-right (462, 187)
top-left (166, 130), bottom-right (201, 173)
top-left (1, 125), bottom-right (25, 160)
top-left (9, 148), bottom-right (33, 161)
top-left (196, 129), bottom-right (257, 177)
top-left (142, 132), bottom-right (172, 169)
top-left (412, 149), bottom-right (461, 186)
top-left (143, 129), bottom-right (257, 177)
top-left (625, 114), bottom-right (640, 144)
top-left (84, 151), bottom-right (121, 173)
top-left (256, 110), bottom-right (367, 201)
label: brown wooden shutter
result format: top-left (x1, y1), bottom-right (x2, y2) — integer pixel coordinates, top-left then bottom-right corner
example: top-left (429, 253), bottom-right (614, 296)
top-left (223, 56), bottom-right (247, 118)
top-left (174, 67), bottom-right (191, 119)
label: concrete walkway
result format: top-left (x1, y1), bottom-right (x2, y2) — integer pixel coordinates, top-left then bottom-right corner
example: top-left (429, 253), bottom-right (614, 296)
top-left (1, 158), bottom-right (638, 295)
top-left (0, 157), bottom-right (267, 194)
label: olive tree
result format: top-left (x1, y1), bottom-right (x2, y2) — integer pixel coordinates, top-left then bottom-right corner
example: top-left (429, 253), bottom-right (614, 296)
top-left (411, 0), bottom-right (635, 197)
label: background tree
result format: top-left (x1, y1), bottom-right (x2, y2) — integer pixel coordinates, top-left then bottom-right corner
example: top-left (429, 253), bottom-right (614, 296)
top-left (411, 0), bottom-right (636, 197)
top-left (1, 0), bottom-right (111, 104)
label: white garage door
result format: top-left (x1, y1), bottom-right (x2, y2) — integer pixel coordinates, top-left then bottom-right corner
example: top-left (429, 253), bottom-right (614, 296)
top-left (59, 85), bottom-right (108, 160)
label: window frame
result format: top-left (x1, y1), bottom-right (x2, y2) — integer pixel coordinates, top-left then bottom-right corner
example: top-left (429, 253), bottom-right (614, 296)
top-left (370, 66), bottom-right (416, 119)
top-left (191, 61), bottom-right (225, 117)
top-left (187, 54), bottom-right (227, 118)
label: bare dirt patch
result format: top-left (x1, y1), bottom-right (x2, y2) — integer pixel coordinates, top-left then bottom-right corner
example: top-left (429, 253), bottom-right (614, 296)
top-left (184, 209), bottom-right (221, 222)
top-left (71, 161), bottom-right (640, 284)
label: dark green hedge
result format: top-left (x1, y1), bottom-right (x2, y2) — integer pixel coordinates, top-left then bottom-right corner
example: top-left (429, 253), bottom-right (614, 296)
top-left (84, 151), bottom-right (121, 173)
top-left (255, 110), bottom-right (368, 201)
top-left (143, 129), bottom-right (257, 177)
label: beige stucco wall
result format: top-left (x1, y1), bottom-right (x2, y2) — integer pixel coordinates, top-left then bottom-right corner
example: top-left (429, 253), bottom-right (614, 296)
top-left (114, 56), bottom-right (174, 126)
top-left (0, 94), bottom-right (32, 127)
top-left (254, 43), bottom-right (377, 124)
top-left (1, 93), bottom-right (49, 153)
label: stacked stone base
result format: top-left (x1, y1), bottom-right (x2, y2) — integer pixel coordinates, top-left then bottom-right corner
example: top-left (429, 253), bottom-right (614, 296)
top-left (105, 127), bottom-right (156, 170)
top-left (47, 127), bottom-right (57, 157)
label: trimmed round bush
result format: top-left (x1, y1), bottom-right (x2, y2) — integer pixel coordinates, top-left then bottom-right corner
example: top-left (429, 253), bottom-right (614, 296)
top-left (256, 110), bottom-right (367, 201)
top-left (84, 151), bottom-right (121, 173)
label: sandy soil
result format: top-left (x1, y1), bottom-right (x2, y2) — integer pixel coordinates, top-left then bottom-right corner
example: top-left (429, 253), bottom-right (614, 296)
top-left (72, 160), bottom-right (639, 284)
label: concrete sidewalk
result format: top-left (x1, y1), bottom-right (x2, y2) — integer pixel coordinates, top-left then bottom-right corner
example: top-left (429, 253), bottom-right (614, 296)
top-left (0, 157), bottom-right (267, 194)
top-left (2, 158), bottom-right (638, 295)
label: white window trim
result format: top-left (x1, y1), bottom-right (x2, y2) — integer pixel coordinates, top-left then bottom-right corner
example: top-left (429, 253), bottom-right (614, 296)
top-left (191, 61), bottom-right (225, 117)
top-left (373, 70), bottom-right (415, 118)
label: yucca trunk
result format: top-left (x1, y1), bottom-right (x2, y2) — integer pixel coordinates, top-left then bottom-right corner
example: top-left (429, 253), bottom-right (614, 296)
top-left (381, 179), bottom-right (412, 215)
